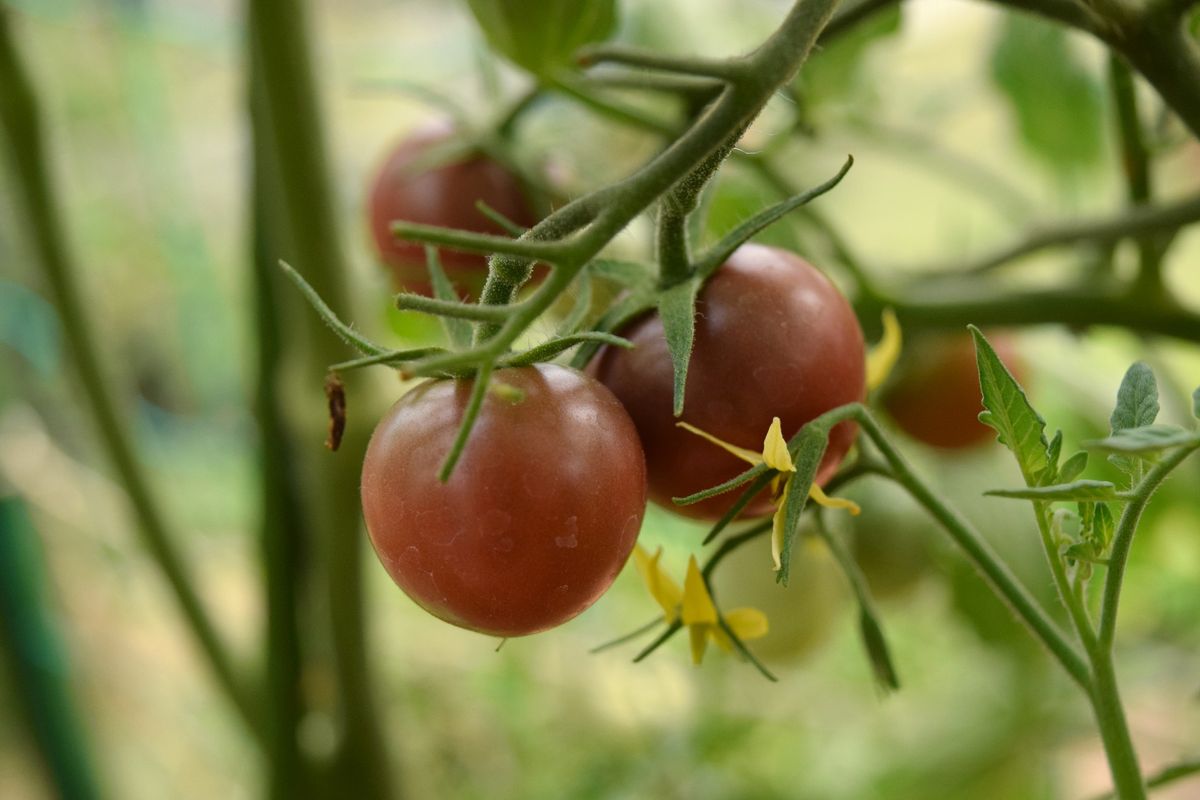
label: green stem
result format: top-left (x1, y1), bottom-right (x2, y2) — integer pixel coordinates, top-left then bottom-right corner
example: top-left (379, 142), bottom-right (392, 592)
top-left (853, 410), bottom-right (1093, 689)
top-left (1098, 444), bottom-right (1198, 650)
top-left (1036, 503), bottom-right (1098, 650)
top-left (1087, 647), bottom-right (1147, 800)
top-left (247, 0), bottom-right (393, 795)
top-left (1107, 55), bottom-right (1168, 294)
top-left (0, 6), bottom-right (261, 739)
top-left (251, 111), bottom-right (311, 798)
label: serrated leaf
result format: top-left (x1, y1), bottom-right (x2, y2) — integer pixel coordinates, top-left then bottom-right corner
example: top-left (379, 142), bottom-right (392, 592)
top-left (989, 15), bottom-right (1103, 172)
top-left (1110, 362), bottom-right (1159, 432)
top-left (1045, 429), bottom-right (1063, 479)
top-left (658, 279), bottom-right (700, 416)
top-left (1084, 424), bottom-right (1200, 454)
top-left (467, 0), bottom-right (617, 77)
top-left (1058, 450), bottom-right (1089, 483)
top-left (985, 480), bottom-right (1121, 502)
top-left (971, 326), bottom-right (1049, 485)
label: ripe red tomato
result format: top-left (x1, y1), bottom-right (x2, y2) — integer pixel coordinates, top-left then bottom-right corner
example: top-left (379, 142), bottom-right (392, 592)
top-left (360, 364), bottom-right (647, 637)
top-left (590, 244), bottom-right (866, 520)
top-left (881, 332), bottom-right (1024, 450)
top-left (366, 121), bottom-right (537, 298)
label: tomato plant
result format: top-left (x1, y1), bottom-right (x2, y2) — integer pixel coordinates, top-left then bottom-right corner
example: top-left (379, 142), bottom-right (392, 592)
top-left (590, 244), bottom-right (866, 519)
top-left (366, 122), bottom-right (536, 298)
top-left (881, 332), bottom-right (1024, 450)
top-left (360, 364), bottom-right (647, 637)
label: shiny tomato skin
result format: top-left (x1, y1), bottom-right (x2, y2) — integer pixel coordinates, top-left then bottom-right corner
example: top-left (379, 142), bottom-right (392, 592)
top-left (591, 244), bottom-right (866, 520)
top-left (367, 123), bottom-right (536, 297)
top-left (360, 365), bottom-right (647, 637)
top-left (882, 332), bottom-right (1024, 450)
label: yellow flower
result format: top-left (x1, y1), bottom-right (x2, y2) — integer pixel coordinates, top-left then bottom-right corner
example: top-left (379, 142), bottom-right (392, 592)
top-left (677, 416), bottom-right (860, 570)
top-left (633, 544), bottom-right (768, 664)
top-left (866, 308), bottom-right (902, 392)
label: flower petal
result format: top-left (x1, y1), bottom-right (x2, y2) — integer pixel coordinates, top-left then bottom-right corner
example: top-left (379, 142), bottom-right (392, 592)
top-left (676, 421), bottom-right (762, 466)
top-left (681, 556), bottom-right (718, 626)
top-left (725, 607), bottom-right (769, 641)
top-left (808, 483), bottom-right (861, 516)
top-left (633, 544), bottom-right (682, 622)
top-left (866, 308), bottom-right (903, 391)
top-left (771, 480), bottom-right (790, 571)
top-left (761, 416), bottom-right (795, 473)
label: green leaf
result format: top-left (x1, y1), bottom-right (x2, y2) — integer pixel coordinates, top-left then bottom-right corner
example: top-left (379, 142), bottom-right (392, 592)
top-left (775, 424), bottom-right (832, 586)
top-left (1192, 386), bottom-right (1199, 419)
top-left (1107, 362), bottom-right (1159, 481)
top-left (859, 609), bottom-right (900, 692)
top-left (555, 272), bottom-right (593, 337)
top-left (693, 157), bottom-right (854, 279)
top-left (466, 0), bottom-right (617, 77)
top-left (989, 15), bottom-right (1104, 173)
top-left (426, 247), bottom-right (472, 349)
top-left (657, 279), bottom-right (700, 416)
top-left (970, 326), bottom-right (1050, 485)
top-left (1109, 362), bottom-right (1159, 432)
top-left (1092, 502), bottom-right (1115, 550)
top-left (589, 258), bottom-right (655, 292)
top-left (796, 4), bottom-right (902, 111)
top-left (1084, 424), bottom-right (1200, 455)
top-left (1058, 450), bottom-right (1088, 483)
top-left (985, 480), bottom-right (1122, 502)
top-left (1045, 430), bottom-right (1064, 481)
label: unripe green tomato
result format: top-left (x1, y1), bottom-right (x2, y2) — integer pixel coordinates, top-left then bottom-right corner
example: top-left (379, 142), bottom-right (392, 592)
top-left (466, 0), bottom-right (617, 77)
top-left (881, 332), bottom-right (1025, 450)
top-left (710, 528), bottom-right (850, 661)
top-left (845, 481), bottom-right (934, 602)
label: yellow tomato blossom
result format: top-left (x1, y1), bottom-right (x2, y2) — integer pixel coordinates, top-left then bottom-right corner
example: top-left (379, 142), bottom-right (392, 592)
top-left (866, 308), bottom-right (902, 392)
top-left (678, 416), bottom-right (860, 570)
top-left (633, 544), bottom-right (768, 664)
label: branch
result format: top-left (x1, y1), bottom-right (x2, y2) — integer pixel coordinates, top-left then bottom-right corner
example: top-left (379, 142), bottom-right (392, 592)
top-left (913, 192), bottom-right (1200, 277)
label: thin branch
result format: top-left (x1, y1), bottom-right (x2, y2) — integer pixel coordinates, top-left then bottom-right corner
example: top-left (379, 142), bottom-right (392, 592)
top-left (914, 192), bottom-right (1200, 277)
top-left (577, 44), bottom-right (746, 81)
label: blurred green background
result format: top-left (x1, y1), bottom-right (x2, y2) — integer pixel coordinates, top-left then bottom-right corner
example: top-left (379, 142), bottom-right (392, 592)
top-left (2, 0), bottom-right (1200, 798)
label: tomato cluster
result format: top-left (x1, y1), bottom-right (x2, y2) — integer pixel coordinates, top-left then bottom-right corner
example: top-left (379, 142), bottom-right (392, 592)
top-left (367, 122), bottom-right (536, 298)
top-left (360, 241), bottom-right (868, 637)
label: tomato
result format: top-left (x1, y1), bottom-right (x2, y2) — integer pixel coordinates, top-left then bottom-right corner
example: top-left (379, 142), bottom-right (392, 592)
top-left (360, 364), bottom-right (647, 637)
top-left (367, 121), bottom-right (537, 298)
top-left (590, 244), bottom-right (866, 520)
top-left (710, 525), bottom-right (849, 661)
top-left (881, 332), bottom-right (1024, 450)
top-left (845, 480), bottom-right (933, 602)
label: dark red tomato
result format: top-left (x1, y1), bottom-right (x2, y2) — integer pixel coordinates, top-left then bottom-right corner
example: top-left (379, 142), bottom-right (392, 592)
top-left (367, 121), bottom-right (537, 298)
top-left (360, 364), bottom-right (647, 637)
top-left (882, 332), bottom-right (1024, 450)
top-left (590, 244), bottom-right (866, 520)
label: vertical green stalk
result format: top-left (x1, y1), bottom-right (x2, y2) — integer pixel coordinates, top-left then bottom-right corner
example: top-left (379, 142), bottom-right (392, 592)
top-left (246, 0), bottom-right (393, 796)
top-left (1087, 649), bottom-right (1146, 800)
top-left (250, 110), bottom-right (310, 799)
top-left (0, 7), bottom-right (259, 737)
top-left (0, 496), bottom-right (103, 800)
